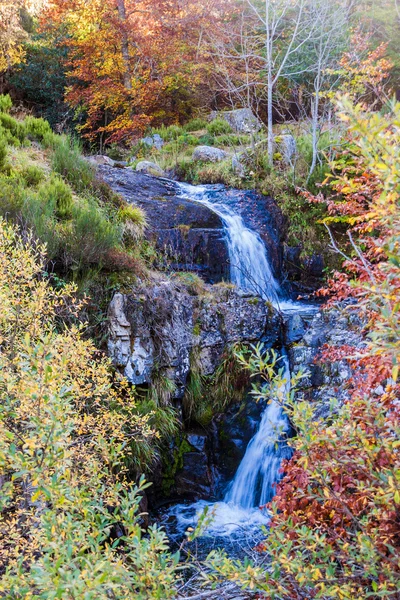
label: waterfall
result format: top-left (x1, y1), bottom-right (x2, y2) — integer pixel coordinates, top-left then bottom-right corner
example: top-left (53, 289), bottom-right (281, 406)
top-left (224, 351), bottom-right (291, 509)
top-left (177, 182), bottom-right (281, 304)
top-left (162, 183), bottom-right (295, 539)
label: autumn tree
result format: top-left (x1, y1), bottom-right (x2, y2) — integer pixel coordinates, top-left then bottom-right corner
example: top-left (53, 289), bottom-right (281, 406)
top-left (40, 0), bottom-right (230, 144)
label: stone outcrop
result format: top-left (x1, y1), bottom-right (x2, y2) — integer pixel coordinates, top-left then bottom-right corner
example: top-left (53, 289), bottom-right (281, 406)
top-left (108, 282), bottom-right (281, 395)
top-left (108, 281), bottom-right (282, 502)
top-left (98, 165), bottom-right (230, 283)
top-left (209, 108), bottom-right (263, 134)
top-left (141, 134), bottom-right (164, 150)
top-left (192, 146), bottom-right (229, 163)
top-left (283, 302), bottom-right (365, 418)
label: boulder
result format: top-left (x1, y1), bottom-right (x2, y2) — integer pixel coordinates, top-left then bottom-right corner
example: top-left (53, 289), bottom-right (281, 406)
top-left (135, 160), bottom-right (166, 177)
top-left (86, 154), bottom-right (115, 167)
top-left (141, 134), bottom-right (164, 150)
top-left (232, 155), bottom-right (246, 178)
top-left (192, 146), bottom-right (228, 163)
top-left (209, 108), bottom-right (263, 134)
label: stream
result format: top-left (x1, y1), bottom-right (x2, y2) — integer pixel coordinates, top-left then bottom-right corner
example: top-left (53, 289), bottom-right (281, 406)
top-left (159, 182), bottom-right (311, 554)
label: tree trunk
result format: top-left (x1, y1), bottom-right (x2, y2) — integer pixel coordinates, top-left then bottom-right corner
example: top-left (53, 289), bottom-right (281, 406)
top-left (116, 0), bottom-right (132, 90)
top-left (267, 77), bottom-right (274, 164)
top-left (309, 87), bottom-right (320, 180)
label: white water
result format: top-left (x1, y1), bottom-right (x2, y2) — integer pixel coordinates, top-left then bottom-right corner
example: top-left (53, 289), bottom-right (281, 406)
top-left (162, 183), bottom-right (300, 538)
top-left (163, 352), bottom-right (291, 538)
top-left (177, 182), bottom-right (281, 304)
top-left (224, 352), bottom-right (291, 509)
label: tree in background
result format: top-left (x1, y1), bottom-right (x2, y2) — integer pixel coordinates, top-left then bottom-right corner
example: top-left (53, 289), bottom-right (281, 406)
top-left (38, 0), bottom-right (231, 144)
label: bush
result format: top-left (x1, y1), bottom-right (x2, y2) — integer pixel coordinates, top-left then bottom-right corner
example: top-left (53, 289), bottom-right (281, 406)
top-left (0, 114), bottom-right (26, 143)
top-left (215, 134), bottom-right (250, 146)
top-left (0, 137), bottom-right (7, 171)
top-left (21, 165), bottom-right (45, 187)
top-left (151, 124), bottom-right (183, 141)
top-left (0, 174), bottom-right (25, 218)
top-left (183, 118), bottom-right (207, 132)
top-left (38, 175), bottom-right (73, 220)
top-left (177, 134), bottom-right (198, 146)
top-left (24, 115), bottom-right (52, 142)
top-left (0, 219), bottom-right (178, 597)
top-left (207, 118), bottom-right (233, 136)
top-left (50, 135), bottom-right (96, 194)
top-left (0, 94), bottom-right (12, 113)
top-left (198, 133), bottom-right (215, 146)
top-left (65, 197), bottom-right (123, 267)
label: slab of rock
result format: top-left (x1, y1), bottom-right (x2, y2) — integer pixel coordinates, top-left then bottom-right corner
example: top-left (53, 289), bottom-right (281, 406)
top-left (98, 166), bottom-right (229, 283)
top-left (87, 154), bottom-right (115, 166)
top-left (108, 282), bottom-right (281, 394)
top-left (192, 146), bottom-right (228, 163)
top-left (136, 160), bottom-right (166, 177)
top-left (210, 108), bottom-right (263, 133)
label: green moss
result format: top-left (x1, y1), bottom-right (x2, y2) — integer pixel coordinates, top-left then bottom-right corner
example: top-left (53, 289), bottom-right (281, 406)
top-left (161, 437), bottom-right (193, 496)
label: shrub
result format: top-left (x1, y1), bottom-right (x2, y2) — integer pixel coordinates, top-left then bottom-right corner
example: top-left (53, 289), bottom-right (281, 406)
top-left (177, 134), bottom-right (198, 146)
top-left (0, 219), bottom-right (178, 597)
top-left (207, 118), bottom-right (233, 136)
top-left (183, 118), bottom-right (207, 132)
top-left (0, 114), bottom-right (26, 143)
top-left (151, 124), bottom-right (183, 141)
top-left (65, 197), bottom-right (123, 267)
top-left (0, 94), bottom-right (12, 113)
top-left (24, 115), bottom-right (52, 142)
top-left (0, 174), bottom-right (25, 218)
top-left (198, 133), bottom-right (215, 146)
top-left (38, 175), bottom-right (74, 220)
top-left (0, 137), bottom-right (7, 170)
top-left (215, 134), bottom-right (250, 146)
top-left (21, 164), bottom-right (45, 187)
top-left (51, 135), bottom-right (96, 194)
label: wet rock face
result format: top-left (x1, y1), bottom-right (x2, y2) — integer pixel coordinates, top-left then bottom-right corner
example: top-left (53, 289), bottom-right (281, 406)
top-left (98, 165), bottom-right (229, 283)
top-left (108, 282), bottom-right (282, 502)
top-left (284, 303), bottom-right (365, 419)
top-left (108, 283), bottom-right (281, 393)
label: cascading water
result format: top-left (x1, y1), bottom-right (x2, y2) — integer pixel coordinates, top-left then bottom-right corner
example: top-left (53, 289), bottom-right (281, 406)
top-left (177, 182), bottom-right (281, 304)
top-left (224, 351), bottom-right (292, 509)
top-left (163, 183), bottom-right (296, 539)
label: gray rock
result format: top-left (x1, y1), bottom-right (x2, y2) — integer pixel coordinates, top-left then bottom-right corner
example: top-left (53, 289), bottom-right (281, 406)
top-left (136, 161), bottom-right (166, 177)
top-left (232, 155), bottom-right (246, 178)
top-left (108, 282), bottom-right (281, 392)
top-left (97, 166), bottom-right (230, 284)
top-left (288, 303), bottom-right (366, 419)
top-left (209, 108), bottom-right (263, 134)
top-left (87, 154), bottom-right (115, 167)
top-left (192, 146), bottom-right (228, 163)
top-left (142, 134), bottom-right (164, 150)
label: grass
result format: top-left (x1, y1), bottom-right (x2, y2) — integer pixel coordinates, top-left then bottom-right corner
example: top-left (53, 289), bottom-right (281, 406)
top-left (0, 94), bottom-right (149, 279)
